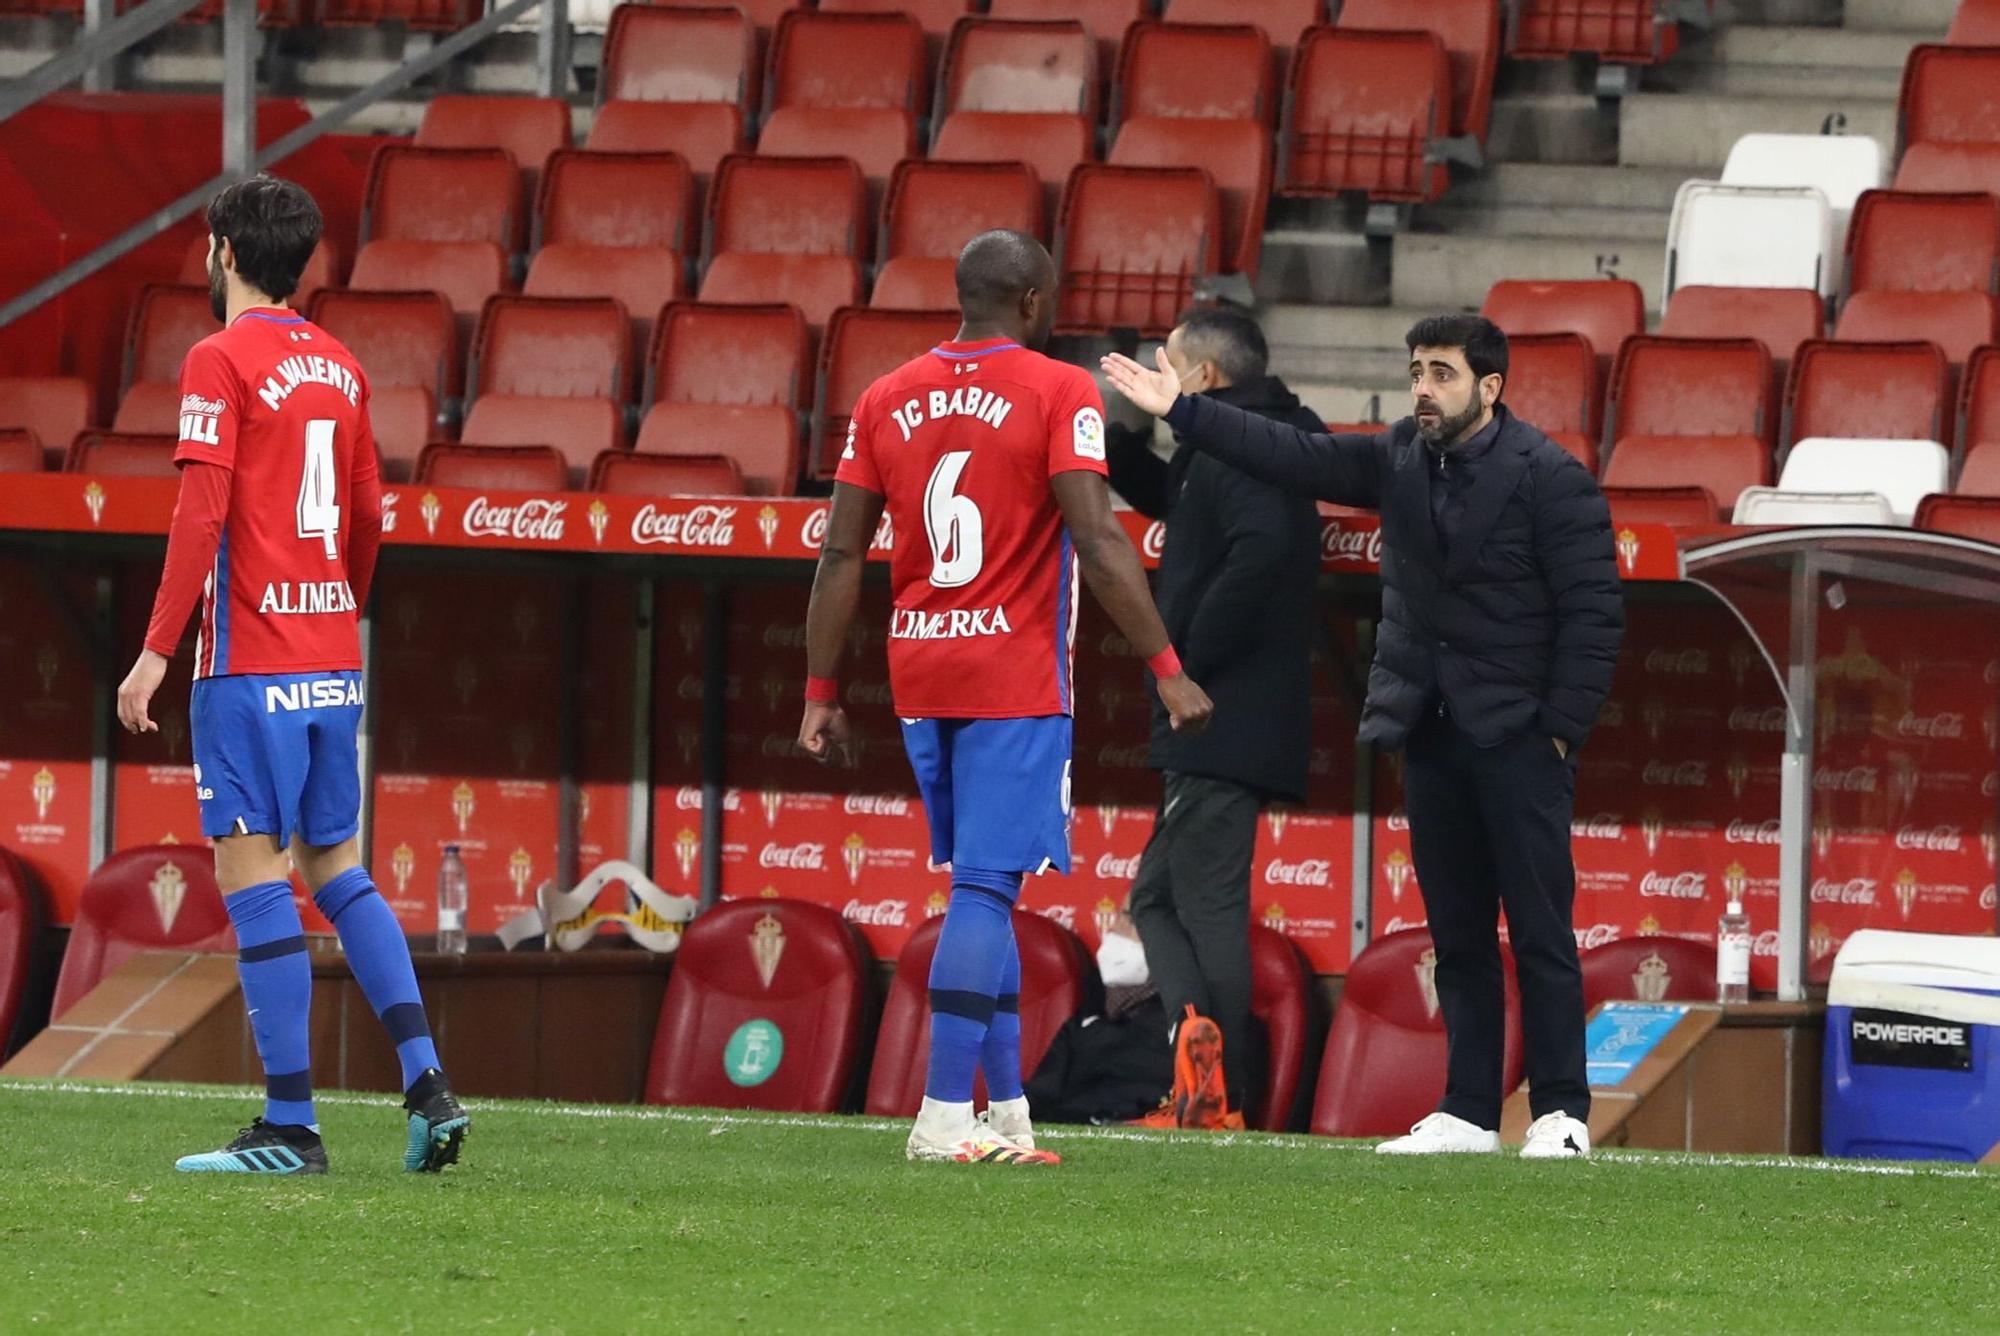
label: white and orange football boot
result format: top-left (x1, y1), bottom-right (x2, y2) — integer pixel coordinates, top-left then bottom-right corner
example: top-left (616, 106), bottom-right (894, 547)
top-left (906, 1098), bottom-right (1061, 1165)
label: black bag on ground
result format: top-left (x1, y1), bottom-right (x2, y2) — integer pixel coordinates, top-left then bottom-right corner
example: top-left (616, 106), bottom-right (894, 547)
top-left (1023, 994), bottom-right (1172, 1125)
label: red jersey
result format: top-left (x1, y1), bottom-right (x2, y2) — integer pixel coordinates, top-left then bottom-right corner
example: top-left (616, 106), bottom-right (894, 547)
top-left (169, 307), bottom-right (380, 678)
top-left (835, 337), bottom-right (1109, 718)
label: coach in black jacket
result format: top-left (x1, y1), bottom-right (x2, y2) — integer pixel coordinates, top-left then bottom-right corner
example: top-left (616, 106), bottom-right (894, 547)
top-left (1103, 314), bottom-right (1625, 1159)
top-left (1107, 309), bottom-right (1322, 1116)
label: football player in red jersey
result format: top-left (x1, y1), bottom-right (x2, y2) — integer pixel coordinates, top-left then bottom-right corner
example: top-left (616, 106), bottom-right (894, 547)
top-left (115, 176), bottom-right (466, 1176)
top-left (799, 230), bottom-right (1212, 1163)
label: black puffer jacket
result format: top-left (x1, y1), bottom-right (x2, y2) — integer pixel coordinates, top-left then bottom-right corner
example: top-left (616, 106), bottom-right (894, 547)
top-left (1107, 377), bottom-right (1324, 800)
top-left (1161, 397), bottom-right (1624, 750)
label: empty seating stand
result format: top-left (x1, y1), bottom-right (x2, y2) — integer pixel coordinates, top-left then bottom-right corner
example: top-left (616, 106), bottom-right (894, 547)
top-left (699, 155), bottom-right (867, 329)
top-left (51, 846), bottom-right (233, 1020)
top-left (602, 4), bottom-right (756, 108)
top-left (0, 429), bottom-right (42, 473)
top-left (874, 159), bottom-right (1042, 310)
top-left (416, 442), bottom-right (571, 491)
top-left (1337, 0), bottom-right (1497, 153)
top-left (1603, 334), bottom-right (1775, 520)
top-left (460, 397), bottom-right (626, 486)
top-left (1501, 332), bottom-right (1599, 469)
top-left (586, 101), bottom-right (745, 185)
top-left (1745, 436), bottom-right (1949, 525)
top-left (1785, 340), bottom-right (1950, 452)
top-left (1114, 21), bottom-right (1273, 127)
top-left (937, 17), bottom-right (1099, 122)
top-left (930, 113), bottom-right (1096, 228)
top-left (1959, 345), bottom-right (2000, 465)
top-left (1054, 165), bottom-right (1221, 337)
top-left (1603, 484), bottom-right (1721, 527)
top-left (1835, 291), bottom-right (1996, 369)
top-left (590, 449), bottom-right (745, 496)
top-left (1665, 182), bottom-right (1833, 299)
top-left (122, 284), bottom-right (219, 397)
top-left (1510, 0), bottom-right (1692, 70)
top-left (528, 148), bottom-right (694, 350)
top-left (811, 307), bottom-right (960, 478)
top-left (469, 295), bottom-right (633, 407)
top-left (0, 376), bottom-right (93, 469)
top-left (363, 144), bottom-right (524, 255)
top-left (1721, 132), bottom-right (1884, 264)
top-left (415, 94), bottom-right (571, 198)
top-left (1111, 116), bottom-right (1270, 282)
top-left (65, 432), bottom-right (178, 477)
top-left (1895, 141), bottom-right (2000, 199)
top-left (1481, 277), bottom-right (1644, 378)
top-left (1900, 45), bottom-right (2000, 154)
top-left (1166, 0), bottom-right (1323, 62)
top-left (1280, 25), bottom-right (1451, 208)
top-left (1915, 494), bottom-right (2000, 539)
top-left (761, 8), bottom-right (925, 182)
top-left (308, 289), bottom-right (456, 481)
top-left (1846, 190), bottom-right (2000, 298)
top-left (1658, 285), bottom-right (1823, 371)
top-left (640, 301), bottom-right (808, 494)
top-left (992, 0), bottom-right (1146, 83)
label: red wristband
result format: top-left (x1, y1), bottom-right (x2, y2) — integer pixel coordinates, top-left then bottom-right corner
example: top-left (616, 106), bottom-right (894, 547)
top-left (804, 675), bottom-right (839, 704)
top-left (1147, 646), bottom-right (1183, 680)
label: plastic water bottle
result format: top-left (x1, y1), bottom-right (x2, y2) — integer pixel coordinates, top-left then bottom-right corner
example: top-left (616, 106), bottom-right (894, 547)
top-left (1716, 898), bottom-right (1750, 1004)
top-left (437, 844), bottom-right (468, 956)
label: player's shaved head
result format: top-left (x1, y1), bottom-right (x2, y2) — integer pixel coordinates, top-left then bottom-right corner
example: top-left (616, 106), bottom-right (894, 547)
top-left (955, 229), bottom-right (1058, 349)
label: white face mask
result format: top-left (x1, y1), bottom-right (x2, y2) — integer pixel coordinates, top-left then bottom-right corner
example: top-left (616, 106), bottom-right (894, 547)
top-left (1095, 930), bottom-right (1151, 987)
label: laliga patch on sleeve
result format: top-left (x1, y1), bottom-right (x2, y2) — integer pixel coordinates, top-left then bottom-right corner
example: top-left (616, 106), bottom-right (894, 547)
top-left (1073, 406), bottom-right (1105, 461)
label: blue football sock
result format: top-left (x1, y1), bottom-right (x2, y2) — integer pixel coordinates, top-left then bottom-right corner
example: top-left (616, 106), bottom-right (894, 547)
top-left (925, 867), bottom-right (1023, 1104)
top-left (314, 866), bottom-right (440, 1090)
top-left (224, 880), bottom-right (316, 1128)
top-left (980, 921), bottom-right (1025, 1101)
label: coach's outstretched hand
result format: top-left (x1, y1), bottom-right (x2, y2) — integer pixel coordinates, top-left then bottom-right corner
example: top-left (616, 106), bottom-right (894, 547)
top-left (1156, 672), bottom-right (1214, 734)
top-left (117, 649), bottom-right (167, 735)
top-left (799, 699), bottom-right (855, 768)
top-left (1099, 349), bottom-right (1181, 418)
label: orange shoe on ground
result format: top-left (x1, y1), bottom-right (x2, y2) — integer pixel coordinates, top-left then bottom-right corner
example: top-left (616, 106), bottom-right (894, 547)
top-left (1128, 1004), bottom-right (1244, 1131)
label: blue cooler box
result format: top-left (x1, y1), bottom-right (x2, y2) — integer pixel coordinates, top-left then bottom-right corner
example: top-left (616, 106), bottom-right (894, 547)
top-left (1824, 929), bottom-right (2000, 1162)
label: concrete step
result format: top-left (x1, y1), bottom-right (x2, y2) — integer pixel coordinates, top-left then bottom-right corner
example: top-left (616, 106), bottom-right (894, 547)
top-left (1840, 0), bottom-right (1957, 34)
top-left (1654, 25), bottom-right (1922, 97)
top-left (1421, 163), bottom-right (1683, 241)
top-left (1255, 229), bottom-right (1391, 307)
top-left (1713, 0), bottom-right (1842, 21)
top-left (1618, 91), bottom-right (1898, 170)
top-left (1389, 232), bottom-right (1666, 314)
top-left (1260, 304), bottom-right (1436, 355)
top-left (1486, 92), bottom-right (1621, 165)
top-left (1289, 381), bottom-right (1409, 426)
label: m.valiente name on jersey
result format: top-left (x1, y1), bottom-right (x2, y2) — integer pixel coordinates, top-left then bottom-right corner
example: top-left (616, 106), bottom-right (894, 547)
top-left (255, 352), bottom-right (363, 412)
top-left (258, 580), bottom-right (359, 615)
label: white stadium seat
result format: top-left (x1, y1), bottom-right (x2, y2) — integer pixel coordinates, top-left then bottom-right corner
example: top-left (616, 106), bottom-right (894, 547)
top-left (1734, 436), bottom-right (1949, 526)
top-left (1665, 182), bottom-right (1835, 300)
top-left (1721, 133), bottom-right (1884, 265)
top-left (1732, 489), bottom-right (1897, 526)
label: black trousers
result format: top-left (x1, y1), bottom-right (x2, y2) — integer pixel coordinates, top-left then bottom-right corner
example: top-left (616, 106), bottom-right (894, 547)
top-left (1126, 770), bottom-right (1265, 1111)
top-left (1404, 708), bottom-right (1589, 1128)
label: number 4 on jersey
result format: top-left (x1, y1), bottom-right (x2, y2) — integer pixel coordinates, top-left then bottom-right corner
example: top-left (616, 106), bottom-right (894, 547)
top-left (296, 418), bottom-right (341, 558)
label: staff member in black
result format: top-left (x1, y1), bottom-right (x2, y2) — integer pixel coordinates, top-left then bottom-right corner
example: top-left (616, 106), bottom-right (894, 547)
top-left (1101, 314), bottom-right (1624, 1159)
top-left (1105, 309), bottom-right (1323, 1120)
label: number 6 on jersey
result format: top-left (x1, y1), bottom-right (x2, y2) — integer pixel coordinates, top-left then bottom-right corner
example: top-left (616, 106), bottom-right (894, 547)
top-left (924, 450), bottom-right (984, 588)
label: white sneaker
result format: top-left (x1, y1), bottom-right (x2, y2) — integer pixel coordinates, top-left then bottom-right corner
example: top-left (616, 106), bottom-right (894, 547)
top-left (1375, 1111), bottom-right (1502, 1155)
top-left (980, 1096), bottom-right (1036, 1150)
top-left (1519, 1112), bottom-right (1591, 1160)
top-left (906, 1097), bottom-right (1060, 1165)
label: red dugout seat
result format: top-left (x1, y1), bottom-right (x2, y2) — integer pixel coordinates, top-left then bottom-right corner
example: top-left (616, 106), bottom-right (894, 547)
top-left (634, 404), bottom-right (798, 494)
top-left (470, 296), bottom-right (633, 406)
top-left (1279, 26), bottom-right (1450, 203)
top-left (700, 155), bottom-right (868, 326)
top-left (112, 382), bottom-right (182, 435)
top-left (415, 442), bottom-right (569, 491)
top-left (1054, 164), bottom-right (1221, 337)
top-left (0, 429), bottom-right (41, 473)
top-left (1309, 927), bottom-right (1524, 1139)
top-left (767, 8), bottom-right (927, 113)
top-left (699, 255), bottom-right (861, 330)
top-left (525, 246), bottom-right (684, 353)
top-left (1510, 0), bottom-right (1688, 65)
top-left (1601, 436), bottom-right (1767, 519)
top-left (1581, 936), bottom-right (1718, 1014)
top-left (930, 113), bottom-right (1095, 224)
top-left (1894, 141), bottom-right (2000, 199)
top-left (1899, 45), bottom-right (2000, 151)
top-left (601, 4), bottom-right (755, 108)
top-left (1338, 0), bottom-right (1497, 146)
top-left (811, 307), bottom-right (959, 478)
top-left (757, 108), bottom-right (916, 183)
top-left (364, 388), bottom-right (435, 484)
top-left (1114, 21), bottom-right (1273, 126)
top-left (590, 449), bottom-right (745, 495)
top-left (1916, 493), bottom-right (2000, 538)
top-left (348, 239), bottom-right (509, 337)
top-left (647, 898), bottom-right (869, 1112)
top-left (1959, 345), bottom-right (2000, 463)
top-left (363, 145), bottom-right (523, 252)
top-left (649, 301), bottom-right (809, 410)
top-left (992, 0), bottom-right (1144, 83)
top-left (1501, 332), bottom-right (1599, 470)
top-left (1165, 0), bottom-right (1322, 59)
top-left (307, 290), bottom-right (449, 474)
top-left (1658, 285), bottom-right (1823, 371)
top-left (416, 94), bottom-right (571, 197)
top-left (51, 846), bottom-right (232, 1020)
top-left (65, 432), bottom-right (178, 477)
top-left (864, 910), bottom-right (1094, 1117)
top-left (1784, 339), bottom-right (1950, 449)
top-left (0, 849), bottom-right (45, 1054)
top-left (1835, 291), bottom-right (1997, 369)
top-left (1845, 189), bottom-right (2000, 295)
top-left (1952, 0), bottom-right (2000, 44)
top-left (530, 149), bottom-right (693, 349)
top-left (586, 101), bottom-right (745, 184)
top-left (1610, 336), bottom-right (1774, 453)
top-left (0, 376), bottom-right (93, 468)
top-left (123, 284), bottom-right (219, 393)
top-left (1248, 923), bottom-right (1312, 1133)
top-left (460, 396), bottom-right (626, 484)
top-left (1602, 484), bottom-right (1722, 526)
top-left (875, 159), bottom-right (1042, 310)
top-left (1111, 116), bottom-right (1270, 280)
top-left (1483, 278), bottom-right (1645, 377)
top-left (821, 0), bottom-right (972, 42)
top-left (938, 16), bottom-right (1099, 120)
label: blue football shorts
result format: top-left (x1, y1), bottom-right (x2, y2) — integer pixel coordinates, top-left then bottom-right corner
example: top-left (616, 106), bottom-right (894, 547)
top-left (189, 669), bottom-right (364, 847)
top-left (899, 715), bottom-right (1073, 876)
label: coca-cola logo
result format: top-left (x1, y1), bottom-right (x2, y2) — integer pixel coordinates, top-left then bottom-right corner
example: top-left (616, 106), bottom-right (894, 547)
top-left (1641, 760), bottom-right (1709, 788)
top-left (759, 841), bottom-right (825, 870)
top-left (1811, 877), bottom-right (1877, 905)
top-left (1575, 923), bottom-right (1620, 949)
top-left (1895, 711), bottom-right (1964, 740)
top-left (1095, 853), bottom-right (1142, 880)
top-left (1386, 810), bottom-right (1411, 832)
top-left (1643, 648), bottom-right (1709, 675)
top-left (801, 507), bottom-right (828, 549)
top-left (1894, 824), bottom-right (1964, 852)
top-left (1813, 765), bottom-right (1878, 793)
top-left (673, 786), bottom-right (741, 812)
top-left (463, 496), bottom-right (568, 542)
top-left (842, 794), bottom-right (911, 817)
top-left (1982, 885), bottom-right (1997, 911)
top-left (633, 502), bottom-right (737, 548)
top-left (1265, 858), bottom-right (1332, 887)
top-left (1571, 813), bottom-right (1625, 840)
top-left (381, 490), bottom-right (400, 534)
top-left (1725, 818), bottom-right (1782, 845)
top-left (841, 897), bottom-right (907, 927)
top-left (1321, 520), bottom-right (1384, 566)
top-left (1639, 871), bottom-right (1707, 898)
top-left (1040, 904), bottom-right (1077, 930)
top-left (1727, 706), bottom-right (1787, 733)
top-left (1141, 521), bottom-right (1166, 560)
top-left (1381, 915), bottom-right (1424, 935)
top-left (1752, 928), bottom-right (1781, 957)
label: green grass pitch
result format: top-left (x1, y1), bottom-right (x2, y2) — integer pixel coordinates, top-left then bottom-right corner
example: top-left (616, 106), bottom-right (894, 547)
top-left (2, 1081), bottom-right (1999, 1333)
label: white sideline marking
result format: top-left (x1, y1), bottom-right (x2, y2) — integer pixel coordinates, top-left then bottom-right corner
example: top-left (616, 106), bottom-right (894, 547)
top-left (0, 1078), bottom-right (1987, 1180)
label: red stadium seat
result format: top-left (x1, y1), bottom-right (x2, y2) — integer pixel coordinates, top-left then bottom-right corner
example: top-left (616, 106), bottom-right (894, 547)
top-left (1784, 339), bottom-right (1950, 448)
top-left (1893, 141), bottom-right (2000, 198)
top-left (1501, 332), bottom-right (1600, 470)
top-left (705, 154), bottom-right (868, 261)
top-left (365, 386), bottom-right (435, 483)
top-left (1845, 189), bottom-right (2000, 295)
top-left (178, 233), bottom-right (339, 309)
top-left (634, 404), bottom-right (799, 494)
top-left (1658, 285), bottom-right (1823, 371)
top-left (766, 8), bottom-right (927, 113)
top-left (308, 288), bottom-right (459, 404)
top-left (64, 432), bottom-right (178, 477)
top-left (1338, 0), bottom-right (1497, 146)
top-left (525, 246), bottom-right (684, 355)
top-left (601, 4), bottom-right (755, 107)
top-left (1835, 290), bottom-right (1997, 369)
top-left (0, 376), bottom-right (93, 469)
top-left (1114, 21), bottom-right (1273, 126)
top-left (1610, 336), bottom-right (1774, 453)
top-left (811, 306), bottom-right (960, 477)
top-left (1961, 443), bottom-right (2000, 495)
top-left (415, 442), bottom-right (569, 491)
top-left (0, 428), bottom-right (41, 473)
top-left (871, 263), bottom-right (956, 310)
top-left (938, 17), bottom-right (1098, 120)
top-left (649, 301), bottom-right (810, 410)
top-left (992, 0), bottom-right (1145, 83)
top-left (654, 0), bottom-right (793, 30)
top-left (585, 101), bottom-right (746, 183)
top-left (1165, 0), bottom-right (1322, 59)
top-left (1899, 45), bottom-right (2000, 151)
top-left (864, 911), bottom-right (1094, 1117)
top-left (363, 145), bottom-right (523, 252)
top-left (1510, 0), bottom-right (1686, 65)
top-left (931, 112), bottom-right (1096, 221)
top-left (1581, 936), bottom-right (1719, 1014)
top-left (1958, 345), bottom-right (2000, 461)
top-left (1602, 484), bottom-right (1723, 526)
top-left (416, 94), bottom-right (571, 198)
top-left (1278, 26), bottom-right (1451, 204)
top-left (821, 0), bottom-right (972, 42)
top-left (112, 382), bottom-right (182, 435)
top-left (1951, 0), bottom-right (2000, 44)
top-left (50, 846), bottom-right (233, 1021)
top-left (1309, 927), bottom-right (1523, 1139)
top-left (590, 448), bottom-right (745, 495)
top-left (469, 296), bottom-right (633, 406)
top-left (1600, 435), bottom-right (1769, 516)
top-left (123, 284), bottom-right (219, 393)
top-left (699, 256), bottom-right (862, 330)
top-left (459, 396), bottom-right (626, 485)
top-left (538, 149), bottom-right (694, 254)
top-left (0, 849), bottom-right (46, 1054)
top-left (646, 898), bottom-right (869, 1112)
top-left (1054, 164), bottom-right (1222, 337)
top-left (1917, 492), bottom-right (2000, 538)
top-left (318, 0), bottom-right (474, 31)
top-left (876, 159), bottom-right (1042, 309)
top-left (1110, 117), bottom-right (1270, 279)
top-left (757, 107), bottom-right (917, 183)
top-left (1482, 278), bottom-right (1645, 377)
top-left (1248, 923), bottom-right (1312, 1133)
top-left (349, 240), bottom-right (510, 335)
